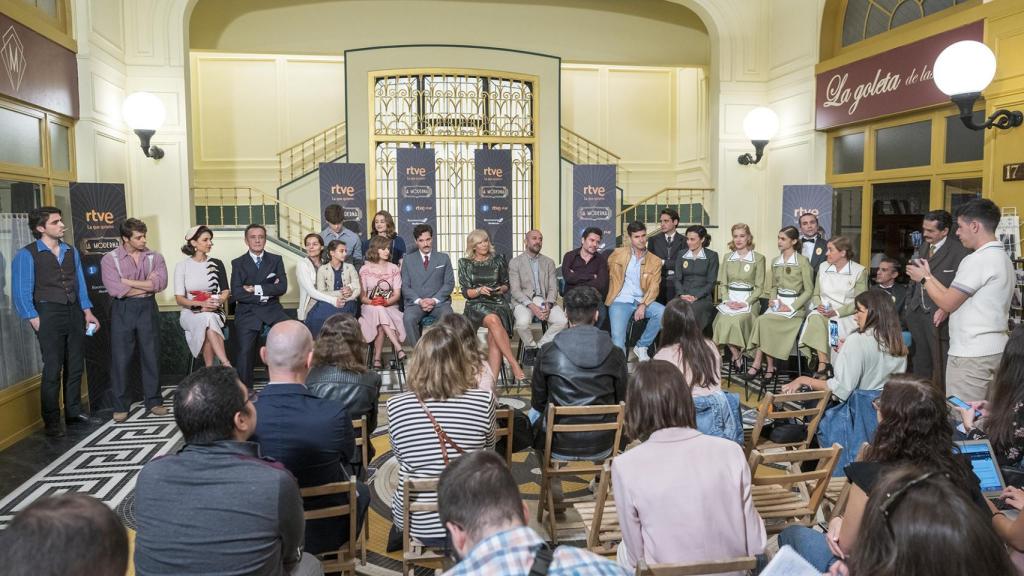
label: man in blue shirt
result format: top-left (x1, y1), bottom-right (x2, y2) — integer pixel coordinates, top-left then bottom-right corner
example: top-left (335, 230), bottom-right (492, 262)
top-left (11, 207), bottom-right (101, 437)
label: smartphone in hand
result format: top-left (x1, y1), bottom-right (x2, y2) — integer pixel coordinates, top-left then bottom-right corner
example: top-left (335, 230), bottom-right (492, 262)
top-left (947, 395), bottom-right (982, 419)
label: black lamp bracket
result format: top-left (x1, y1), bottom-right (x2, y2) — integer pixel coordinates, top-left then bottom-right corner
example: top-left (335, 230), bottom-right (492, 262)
top-left (951, 92), bottom-right (1023, 131)
top-left (134, 129), bottom-right (165, 159)
top-left (738, 140), bottom-right (769, 165)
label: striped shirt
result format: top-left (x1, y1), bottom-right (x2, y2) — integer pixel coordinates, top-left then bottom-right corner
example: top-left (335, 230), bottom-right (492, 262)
top-left (387, 389), bottom-right (495, 541)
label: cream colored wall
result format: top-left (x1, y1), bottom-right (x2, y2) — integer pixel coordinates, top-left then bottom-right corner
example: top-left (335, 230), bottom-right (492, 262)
top-left (560, 65), bottom-right (711, 200)
top-left (189, 52), bottom-right (346, 202)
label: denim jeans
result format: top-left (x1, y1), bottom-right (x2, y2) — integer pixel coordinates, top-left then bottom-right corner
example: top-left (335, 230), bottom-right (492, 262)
top-left (778, 525), bottom-right (837, 571)
top-left (608, 300), bottom-right (664, 352)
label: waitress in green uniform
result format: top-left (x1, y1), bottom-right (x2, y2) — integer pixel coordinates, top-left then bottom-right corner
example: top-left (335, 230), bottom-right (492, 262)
top-left (748, 225), bottom-right (814, 380)
top-left (673, 225), bottom-right (718, 331)
top-left (713, 223), bottom-right (766, 371)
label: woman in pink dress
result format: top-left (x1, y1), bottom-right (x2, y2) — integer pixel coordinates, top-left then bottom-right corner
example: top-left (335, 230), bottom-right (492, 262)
top-left (359, 235), bottom-right (406, 368)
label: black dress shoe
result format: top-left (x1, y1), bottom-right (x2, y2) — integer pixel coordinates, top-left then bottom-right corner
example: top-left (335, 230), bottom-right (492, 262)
top-left (65, 414), bottom-right (101, 425)
top-left (44, 425), bottom-right (66, 438)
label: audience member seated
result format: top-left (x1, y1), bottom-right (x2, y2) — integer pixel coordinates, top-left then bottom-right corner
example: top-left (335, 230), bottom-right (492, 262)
top-left (561, 226), bottom-right (610, 325)
top-left (361, 210), bottom-right (406, 265)
top-left (613, 360), bottom-right (765, 572)
top-left (401, 224), bottom-right (454, 346)
top-left (134, 366), bottom-right (321, 575)
top-left (305, 240), bottom-right (360, 337)
top-left (459, 228), bottom-right (529, 386)
top-left (438, 313), bottom-right (496, 394)
top-left (438, 450), bottom-right (627, 575)
top-left (989, 485), bottom-right (1024, 559)
top-left (959, 324), bottom-right (1024, 469)
top-left (174, 225), bottom-right (231, 368)
top-left (305, 313), bottom-right (382, 468)
top-left (0, 493), bottom-right (128, 576)
top-left (531, 286), bottom-right (627, 460)
top-left (779, 375), bottom-right (987, 571)
top-left (297, 233), bottom-right (336, 324)
top-left (673, 224), bottom-right (718, 331)
top-left (250, 320), bottom-right (369, 557)
top-left (385, 323), bottom-right (495, 552)
top-left (842, 466), bottom-right (1014, 576)
top-left (607, 221), bottom-right (665, 360)
top-left (654, 299), bottom-right (741, 445)
top-left (509, 229), bottom-right (568, 361)
top-left (359, 235), bottom-right (406, 368)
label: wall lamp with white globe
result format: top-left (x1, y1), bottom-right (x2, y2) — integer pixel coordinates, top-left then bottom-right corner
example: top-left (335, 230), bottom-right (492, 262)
top-left (933, 40), bottom-right (1022, 131)
top-left (122, 92), bottom-right (166, 159)
top-left (738, 107), bottom-right (779, 165)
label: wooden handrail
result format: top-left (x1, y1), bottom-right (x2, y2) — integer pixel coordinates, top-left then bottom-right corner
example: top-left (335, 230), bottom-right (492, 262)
top-left (560, 127), bottom-right (622, 163)
top-left (618, 186), bottom-right (714, 216)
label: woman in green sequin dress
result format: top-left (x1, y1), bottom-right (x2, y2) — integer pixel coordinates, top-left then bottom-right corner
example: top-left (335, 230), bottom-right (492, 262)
top-left (748, 226), bottom-right (814, 380)
top-left (712, 223), bottom-right (766, 371)
top-left (459, 229), bottom-right (528, 385)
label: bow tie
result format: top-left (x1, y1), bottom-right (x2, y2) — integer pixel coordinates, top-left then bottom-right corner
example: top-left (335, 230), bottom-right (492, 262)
top-left (801, 237), bottom-right (816, 243)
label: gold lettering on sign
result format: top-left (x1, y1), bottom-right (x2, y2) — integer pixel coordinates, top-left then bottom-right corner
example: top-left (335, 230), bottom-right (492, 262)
top-left (823, 69), bottom-right (902, 116)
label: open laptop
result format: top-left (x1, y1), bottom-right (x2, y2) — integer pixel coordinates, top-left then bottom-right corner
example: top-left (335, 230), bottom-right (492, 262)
top-left (955, 439), bottom-right (1007, 499)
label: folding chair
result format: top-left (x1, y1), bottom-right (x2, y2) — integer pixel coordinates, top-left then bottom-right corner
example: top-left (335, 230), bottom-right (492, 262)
top-left (300, 477), bottom-right (363, 575)
top-left (401, 478), bottom-right (449, 576)
top-left (745, 390), bottom-right (830, 458)
top-left (573, 459), bottom-right (621, 556)
top-left (537, 403), bottom-right (625, 545)
top-left (351, 416), bottom-right (370, 560)
top-left (822, 442), bottom-right (869, 522)
top-left (495, 407), bottom-right (515, 466)
top-left (635, 556), bottom-right (758, 576)
top-left (748, 444), bottom-right (843, 534)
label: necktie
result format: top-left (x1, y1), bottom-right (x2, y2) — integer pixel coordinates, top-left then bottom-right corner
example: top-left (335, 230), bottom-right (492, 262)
top-left (928, 244), bottom-right (936, 258)
top-left (423, 254), bottom-right (430, 270)
top-left (256, 255), bottom-right (262, 269)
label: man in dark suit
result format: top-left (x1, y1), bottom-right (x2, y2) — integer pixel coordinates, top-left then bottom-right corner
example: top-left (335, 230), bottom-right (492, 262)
top-left (250, 320), bottom-right (369, 557)
top-left (231, 224), bottom-right (289, 386)
top-left (647, 208), bottom-right (685, 304)
top-left (401, 224), bottom-right (455, 345)
top-left (871, 256), bottom-right (907, 323)
top-left (904, 210), bottom-right (969, 388)
top-left (798, 213), bottom-right (829, 280)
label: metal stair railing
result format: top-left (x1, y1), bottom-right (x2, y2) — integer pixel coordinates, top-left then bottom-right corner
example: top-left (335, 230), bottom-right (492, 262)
top-left (277, 122), bottom-right (347, 185)
top-left (193, 186), bottom-right (320, 254)
top-left (560, 127), bottom-right (627, 187)
top-left (617, 187), bottom-right (714, 239)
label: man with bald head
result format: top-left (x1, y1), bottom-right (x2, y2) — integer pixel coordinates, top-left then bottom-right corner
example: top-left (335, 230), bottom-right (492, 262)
top-left (509, 229), bottom-right (568, 365)
top-left (251, 319), bottom-right (369, 557)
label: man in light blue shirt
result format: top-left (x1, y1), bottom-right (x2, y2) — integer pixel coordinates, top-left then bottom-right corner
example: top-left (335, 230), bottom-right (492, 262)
top-left (321, 204), bottom-right (363, 264)
top-left (605, 222), bottom-right (665, 361)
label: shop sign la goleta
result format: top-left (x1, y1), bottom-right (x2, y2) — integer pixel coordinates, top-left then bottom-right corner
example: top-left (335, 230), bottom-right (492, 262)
top-left (815, 20), bottom-right (983, 130)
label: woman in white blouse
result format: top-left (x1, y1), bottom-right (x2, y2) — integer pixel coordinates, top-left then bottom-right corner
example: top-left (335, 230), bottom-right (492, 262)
top-left (296, 233), bottom-right (338, 322)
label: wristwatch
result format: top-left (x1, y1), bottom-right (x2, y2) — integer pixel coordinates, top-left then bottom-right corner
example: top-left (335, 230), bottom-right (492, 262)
top-left (921, 275), bottom-right (933, 286)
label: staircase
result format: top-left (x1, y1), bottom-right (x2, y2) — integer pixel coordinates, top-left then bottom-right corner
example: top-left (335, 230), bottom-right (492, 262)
top-left (192, 186), bottom-right (319, 254)
top-left (618, 187), bottom-right (714, 233)
top-left (278, 122), bottom-right (347, 186)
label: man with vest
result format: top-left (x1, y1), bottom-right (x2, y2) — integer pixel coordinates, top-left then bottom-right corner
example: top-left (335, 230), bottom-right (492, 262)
top-left (101, 218), bottom-right (169, 423)
top-left (12, 207), bottom-right (101, 437)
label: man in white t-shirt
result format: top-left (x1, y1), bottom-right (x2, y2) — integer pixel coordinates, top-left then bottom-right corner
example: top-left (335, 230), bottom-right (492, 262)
top-left (907, 199), bottom-right (1014, 401)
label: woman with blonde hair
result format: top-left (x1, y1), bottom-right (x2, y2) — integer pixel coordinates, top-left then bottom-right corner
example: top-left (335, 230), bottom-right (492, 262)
top-left (458, 229), bottom-right (528, 386)
top-left (712, 223), bottom-right (766, 372)
top-left (437, 313), bottom-right (496, 394)
top-left (361, 210), bottom-right (406, 265)
top-left (385, 324), bottom-right (495, 551)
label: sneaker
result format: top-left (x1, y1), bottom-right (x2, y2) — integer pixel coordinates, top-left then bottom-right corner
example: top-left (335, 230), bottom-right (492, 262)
top-left (112, 412), bottom-right (129, 423)
top-left (148, 405), bottom-right (169, 417)
top-left (632, 346), bottom-right (651, 362)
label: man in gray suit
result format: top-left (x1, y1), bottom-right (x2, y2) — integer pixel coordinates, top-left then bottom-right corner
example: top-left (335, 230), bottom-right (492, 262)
top-left (401, 224), bottom-right (454, 345)
top-left (904, 209), bottom-right (969, 389)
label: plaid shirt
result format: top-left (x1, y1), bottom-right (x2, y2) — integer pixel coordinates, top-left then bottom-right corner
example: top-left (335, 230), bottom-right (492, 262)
top-left (443, 526), bottom-right (628, 576)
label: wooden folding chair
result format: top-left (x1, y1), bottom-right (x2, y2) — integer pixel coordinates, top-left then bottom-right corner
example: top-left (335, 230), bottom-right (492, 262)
top-left (573, 459), bottom-right (621, 556)
top-left (745, 390), bottom-right (830, 457)
top-left (823, 442), bottom-right (868, 521)
top-left (401, 478), bottom-right (449, 576)
top-left (495, 407), bottom-right (515, 466)
top-left (748, 444), bottom-right (843, 534)
top-left (300, 476), bottom-right (363, 575)
top-left (351, 416), bottom-right (370, 562)
top-left (635, 556), bottom-right (758, 575)
top-left (536, 403), bottom-right (625, 545)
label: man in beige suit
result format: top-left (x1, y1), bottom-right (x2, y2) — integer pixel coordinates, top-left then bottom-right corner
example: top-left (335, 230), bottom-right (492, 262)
top-left (509, 230), bottom-right (567, 364)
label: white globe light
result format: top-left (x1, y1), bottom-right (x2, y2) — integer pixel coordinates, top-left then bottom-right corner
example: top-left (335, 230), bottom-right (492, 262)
top-left (933, 40), bottom-right (996, 96)
top-left (122, 92), bottom-right (166, 131)
top-left (742, 107), bottom-right (779, 141)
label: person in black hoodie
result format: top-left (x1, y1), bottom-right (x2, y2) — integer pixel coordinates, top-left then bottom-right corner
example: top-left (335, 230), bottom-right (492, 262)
top-left (530, 286), bottom-right (628, 460)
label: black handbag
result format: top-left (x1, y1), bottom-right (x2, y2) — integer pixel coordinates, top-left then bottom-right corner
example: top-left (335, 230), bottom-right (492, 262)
top-left (496, 408), bottom-right (536, 454)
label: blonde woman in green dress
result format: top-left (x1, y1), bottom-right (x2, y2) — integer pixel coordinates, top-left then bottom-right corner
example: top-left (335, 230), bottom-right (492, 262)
top-left (747, 226), bottom-right (814, 380)
top-left (459, 229), bottom-right (529, 386)
top-left (798, 235), bottom-right (868, 377)
top-left (713, 223), bottom-right (766, 373)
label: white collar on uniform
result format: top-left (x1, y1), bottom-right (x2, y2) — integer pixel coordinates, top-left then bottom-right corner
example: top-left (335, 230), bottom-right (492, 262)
top-left (682, 248), bottom-right (706, 260)
top-left (729, 250), bottom-right (754, 262)
top-left (932, 236), bottom-right (947, 252)
top-left (775, 252), bottom-right (798, 266)
top-left (823, 261), bottom-right (853, 275)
